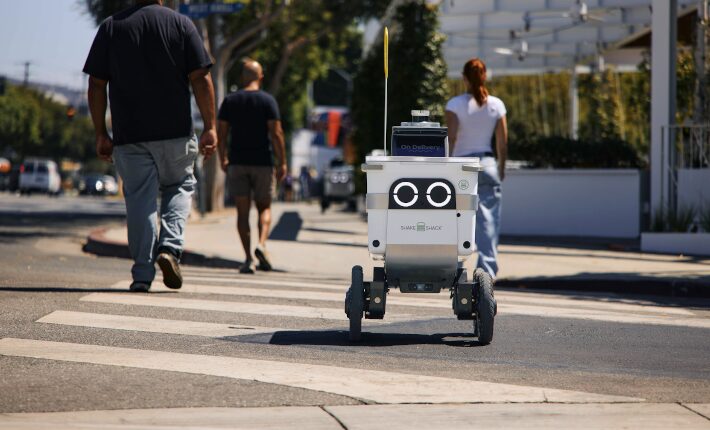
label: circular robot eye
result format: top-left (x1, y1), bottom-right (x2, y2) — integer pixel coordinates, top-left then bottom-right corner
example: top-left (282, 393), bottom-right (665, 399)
top-left (393, 181), bottom-right (418, 207)
top-left (426, 182), bottom-right (452, 208)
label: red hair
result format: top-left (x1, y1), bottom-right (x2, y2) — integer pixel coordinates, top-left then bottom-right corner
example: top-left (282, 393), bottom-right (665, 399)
top-left (463, 58), bottom-right (488, 106)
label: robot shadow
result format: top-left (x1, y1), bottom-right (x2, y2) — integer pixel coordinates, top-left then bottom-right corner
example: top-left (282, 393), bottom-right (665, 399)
top-left (266, 330), bottom-right (486, 348)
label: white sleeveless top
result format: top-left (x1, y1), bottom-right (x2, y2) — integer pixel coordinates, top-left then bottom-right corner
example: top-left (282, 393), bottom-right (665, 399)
top-left (445, 94), bottom-right (506, 156)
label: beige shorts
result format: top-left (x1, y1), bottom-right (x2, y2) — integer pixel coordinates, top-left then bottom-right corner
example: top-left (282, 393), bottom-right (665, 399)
top-left (228, 165), bottom-right (274, 203)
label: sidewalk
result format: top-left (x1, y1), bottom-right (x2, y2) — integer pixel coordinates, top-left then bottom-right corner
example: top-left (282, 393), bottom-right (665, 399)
top-left (3, 403), bottom-right (710, 429)
top-left (85, 202), bottom-right (710, 297)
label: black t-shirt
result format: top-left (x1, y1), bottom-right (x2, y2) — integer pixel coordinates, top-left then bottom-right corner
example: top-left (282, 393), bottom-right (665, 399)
top-left (218, 90), bottom-right (280, 166)
top-left (83, 3), bottom-right (212, 145)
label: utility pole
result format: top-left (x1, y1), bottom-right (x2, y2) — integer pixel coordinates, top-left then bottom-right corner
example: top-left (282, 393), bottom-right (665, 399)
top-left (693, 0), bottom-right (708, 124)
top-left (569, 66), bottom-right (579, 140)
top-left (21, 61), bottom-right (33, 86)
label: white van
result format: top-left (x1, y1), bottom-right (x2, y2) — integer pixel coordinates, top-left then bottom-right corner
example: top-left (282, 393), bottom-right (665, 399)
top-left (19, 158), bottom-right (61, 195)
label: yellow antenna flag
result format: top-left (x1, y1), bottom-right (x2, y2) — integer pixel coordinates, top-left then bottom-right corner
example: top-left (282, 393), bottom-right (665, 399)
top-left (383, 27), bottom-right (389, 152)
top-left (384, 27), bottom-right (389, 78)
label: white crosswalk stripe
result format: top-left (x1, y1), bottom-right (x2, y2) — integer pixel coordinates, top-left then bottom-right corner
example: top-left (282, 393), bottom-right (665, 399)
top-left (4, 267), bottom-right (708, 410)
top-left (80, 292), bottom-right (349, 320)
top-left (180, 275), bottom-right (348, 291)
top-left (0, 338), bottom-right (641, 404)
top-left (79, 292), bottom-right (426, 322)
top-left (123, 273), bottom-right (707, 329)
top-left (37, 311), bottom-right (287, 338)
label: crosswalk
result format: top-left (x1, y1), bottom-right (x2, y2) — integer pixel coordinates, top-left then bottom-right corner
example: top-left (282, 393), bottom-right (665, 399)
top-left (2, 267), bottom-right (709, 405)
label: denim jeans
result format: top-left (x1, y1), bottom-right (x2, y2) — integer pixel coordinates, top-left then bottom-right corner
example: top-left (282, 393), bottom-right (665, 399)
top-left (467, 154), bottom-right (502, 279)
top-left (113, 135), bottom-right (198, 282)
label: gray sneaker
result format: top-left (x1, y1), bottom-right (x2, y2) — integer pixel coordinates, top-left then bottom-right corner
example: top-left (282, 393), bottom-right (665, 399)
top-left (240, 259), bottom-right (256, 274)
top-left (129, 281), bottom-right (151, 292)
top-left (157, 252), bottom-right (182, 289)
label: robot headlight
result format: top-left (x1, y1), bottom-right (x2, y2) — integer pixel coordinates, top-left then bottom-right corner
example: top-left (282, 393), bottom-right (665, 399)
top-left (388, 178), bottom-right (455, 210)
top-left (330, 172), bottom-right (350, 183)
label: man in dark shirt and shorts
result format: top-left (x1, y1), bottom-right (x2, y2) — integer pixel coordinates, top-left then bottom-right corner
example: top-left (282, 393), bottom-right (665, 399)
top-left (217, 59), bottom-right (286, 273)
top-left (83, 0), bottom-right (216, 291)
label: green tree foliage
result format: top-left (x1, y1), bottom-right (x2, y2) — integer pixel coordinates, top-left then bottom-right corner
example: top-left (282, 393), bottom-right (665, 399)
top-left (452, 49), bottom-right (699, 168)
top-left (232, 2), bottom-right (365, 135)
top-left (0, 86), bottom-right (41, 158)
top-left (82, 0), bottom-right (372, 135)
top-left (578, 69), bottom-right (624, 142)
top-left (513, 136), bottom-right (644, 168)
top-left (0, 85), bottom-right (94, 162)
top-left (352, 1), bottom-right (448, 161)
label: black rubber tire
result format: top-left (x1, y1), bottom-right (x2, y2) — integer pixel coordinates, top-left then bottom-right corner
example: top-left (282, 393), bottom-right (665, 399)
top-left (373, 267), bottom-right (386, 283)
top-left (473, 268), bottom-right (495, 345)
top-left (348, 265), bottom-right (364, 342)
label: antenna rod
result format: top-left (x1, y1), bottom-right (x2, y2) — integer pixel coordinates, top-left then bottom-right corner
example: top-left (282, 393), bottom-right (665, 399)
top-left (383, 27), bottom-right (389, 153)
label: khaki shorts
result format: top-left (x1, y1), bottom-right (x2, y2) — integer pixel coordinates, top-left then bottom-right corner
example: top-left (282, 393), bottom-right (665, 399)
top-left (228, 165), bottom-right (274, 203)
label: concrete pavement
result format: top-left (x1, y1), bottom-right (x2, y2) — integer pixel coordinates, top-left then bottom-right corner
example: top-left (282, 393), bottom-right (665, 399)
top-left (3, 195), bottom-right (710, 428)
top-left (1, 404), bottom-right (710, 429)
top-left (89, 201), bottom-right (710, 295)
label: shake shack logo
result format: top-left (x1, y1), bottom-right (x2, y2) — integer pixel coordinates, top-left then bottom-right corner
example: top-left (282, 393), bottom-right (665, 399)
top-left (401, 222), bottom-right (442, 232)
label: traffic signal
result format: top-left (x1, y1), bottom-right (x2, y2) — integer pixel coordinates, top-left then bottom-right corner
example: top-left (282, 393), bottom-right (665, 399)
top-left (66, 106), bottom-right (76, 120)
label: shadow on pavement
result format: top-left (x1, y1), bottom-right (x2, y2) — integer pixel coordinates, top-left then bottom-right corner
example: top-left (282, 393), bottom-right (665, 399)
top-left (498, 274), bottom-right (710, 301)
top-left (302, 227), bottom-right (362, 236)
top-left (0, 287), bottom-right (123, 293)
top-left (263, 330), bottom-right (485, 348)
top-left (269, 211), bottom-right (302, 241)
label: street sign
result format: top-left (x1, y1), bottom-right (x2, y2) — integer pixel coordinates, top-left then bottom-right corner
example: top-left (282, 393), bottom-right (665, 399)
top-left (179, 2), bottom-right (247, 19)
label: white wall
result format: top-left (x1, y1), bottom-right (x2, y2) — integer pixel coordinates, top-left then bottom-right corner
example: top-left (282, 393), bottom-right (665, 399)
top-left (501, 169), bottom-right (640, 238)
top-left (677, 169), bottom-right (710, 210)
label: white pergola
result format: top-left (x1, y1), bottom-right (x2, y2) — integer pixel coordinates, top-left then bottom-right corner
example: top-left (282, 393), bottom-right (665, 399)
top-left (438, 0), bottom-right (697, 218)
top-left (439, 0), bottom-right (695, 76)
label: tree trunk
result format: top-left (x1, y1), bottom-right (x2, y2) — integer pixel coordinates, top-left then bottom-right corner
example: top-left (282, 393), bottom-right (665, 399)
top-left (693, 0), bottom-right (708, 125)
top-left (202, 14), bottom-right (226, 212)
top-left (197, 2), bottom-right (286, 212)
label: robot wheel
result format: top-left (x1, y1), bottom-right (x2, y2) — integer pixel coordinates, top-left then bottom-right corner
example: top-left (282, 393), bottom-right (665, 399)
top-left (473, 269), bottom-right (496, 345)
top-left (345, 265), bottom-right (365, 342)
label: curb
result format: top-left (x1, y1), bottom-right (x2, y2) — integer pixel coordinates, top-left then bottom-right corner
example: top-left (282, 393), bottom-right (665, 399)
top-left (496, 278), bottom-right (710, 299)
top-left (83, 228), bottom-right (242, 270)
top-left (84, 229), bottom-right (710, 299)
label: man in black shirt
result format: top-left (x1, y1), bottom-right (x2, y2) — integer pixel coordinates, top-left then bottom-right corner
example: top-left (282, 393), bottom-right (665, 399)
top-left (217, 59), bottom-right (286, 273)
top-left (84, 0), bottom-right (216, 292)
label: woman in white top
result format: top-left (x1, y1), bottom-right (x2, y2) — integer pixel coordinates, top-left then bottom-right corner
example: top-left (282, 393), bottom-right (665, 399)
top-left (445, 58), bottom-right (508, 279)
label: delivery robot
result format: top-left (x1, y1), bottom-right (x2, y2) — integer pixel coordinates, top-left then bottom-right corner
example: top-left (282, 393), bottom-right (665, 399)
top-left (344, 110), bottom-right (496, 344)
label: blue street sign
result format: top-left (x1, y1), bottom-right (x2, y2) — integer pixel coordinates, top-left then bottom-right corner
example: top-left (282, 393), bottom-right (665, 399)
top-left (179, 2), bottom-right (246, 19)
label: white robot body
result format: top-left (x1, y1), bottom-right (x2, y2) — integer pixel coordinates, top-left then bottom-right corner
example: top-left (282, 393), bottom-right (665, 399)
top-left (363, 155), bottom-right (481, 292)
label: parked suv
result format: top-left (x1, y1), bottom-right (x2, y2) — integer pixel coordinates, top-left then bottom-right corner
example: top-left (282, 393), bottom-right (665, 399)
top-left (19, 158), bottom-right (61, 195)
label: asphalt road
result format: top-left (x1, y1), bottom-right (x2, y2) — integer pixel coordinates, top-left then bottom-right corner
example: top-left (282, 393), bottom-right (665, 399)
top-left (0, 194), bottom-right (709, 428)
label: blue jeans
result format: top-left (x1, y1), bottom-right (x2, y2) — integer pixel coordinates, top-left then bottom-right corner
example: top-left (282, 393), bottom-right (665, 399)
top-left (113, 135), bottom-right (198, 282)
top-left (467, 154), bottom-right (502, 279)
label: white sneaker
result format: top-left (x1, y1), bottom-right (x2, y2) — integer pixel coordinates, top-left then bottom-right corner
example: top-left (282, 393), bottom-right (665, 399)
top-left (239, 259), bottom-right (256, 274)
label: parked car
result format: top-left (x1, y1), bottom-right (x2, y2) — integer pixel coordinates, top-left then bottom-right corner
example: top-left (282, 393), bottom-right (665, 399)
top-left (19, 158), bottom-right (61, 195)
top-left (79, 174), bottom-right (119, 196)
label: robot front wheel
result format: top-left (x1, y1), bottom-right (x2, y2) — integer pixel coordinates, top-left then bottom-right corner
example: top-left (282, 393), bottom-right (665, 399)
top-left (453, 269), bottom-right (496, 344)
top-left (345, 265), bottom-right (365, 342)
top-left (473, 268), bottom-right (496, 345)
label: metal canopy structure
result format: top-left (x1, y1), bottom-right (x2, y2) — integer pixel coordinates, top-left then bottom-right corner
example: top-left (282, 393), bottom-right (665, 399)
top-left (438, 0), bottom-right (697, 77)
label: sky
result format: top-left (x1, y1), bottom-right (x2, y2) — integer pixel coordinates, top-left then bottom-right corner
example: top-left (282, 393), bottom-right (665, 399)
top-left (0, 0), bottom-right (99, 90)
